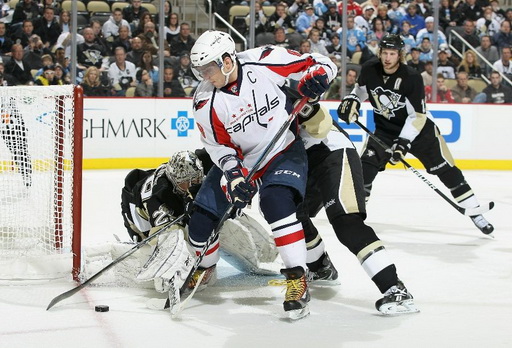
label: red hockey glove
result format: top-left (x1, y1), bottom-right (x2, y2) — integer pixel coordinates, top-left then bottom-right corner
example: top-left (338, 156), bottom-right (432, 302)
top-left (298, 66), bottom-right (329, 99)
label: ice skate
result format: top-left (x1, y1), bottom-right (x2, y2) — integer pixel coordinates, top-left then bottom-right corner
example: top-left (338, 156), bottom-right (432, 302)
top-left (375, 280), bottom-right (419, 315)
top-left (281, 266), bottom-right (310, 320)
top-left (308, 253), bottom-right (340, 286)
top-left (183, 265), bottom-right (217, 296)
top-left (470, 215), bottom-right (494, 235)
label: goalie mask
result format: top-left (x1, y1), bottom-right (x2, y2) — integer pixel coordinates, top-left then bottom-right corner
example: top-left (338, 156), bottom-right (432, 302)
top-left (165, 151), bottom-right (204, 195)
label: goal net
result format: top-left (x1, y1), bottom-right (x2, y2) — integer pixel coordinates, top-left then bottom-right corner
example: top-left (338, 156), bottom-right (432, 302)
top-left (0, 85), bottom-right (82, 281)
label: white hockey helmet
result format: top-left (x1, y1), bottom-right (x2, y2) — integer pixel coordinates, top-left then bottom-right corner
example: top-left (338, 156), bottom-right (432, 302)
top-left (190, 30), bottom-right (236, 83)
top-left (165, 150), bottom-right (204, 194)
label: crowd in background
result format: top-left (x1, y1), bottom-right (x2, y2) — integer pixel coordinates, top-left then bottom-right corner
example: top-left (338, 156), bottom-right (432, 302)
top-left (0, 0), bottom-right (511, 103)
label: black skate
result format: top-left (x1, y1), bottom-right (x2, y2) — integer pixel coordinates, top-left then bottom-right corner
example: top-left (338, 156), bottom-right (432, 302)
top-left (470, 215), bottom-right (494, 235)
top-left (281, 266), bottom-right (310, 320)
top-left (375, 280), bottom-right (419, 315)
top-left (308, 253), bottom-right (340, 286)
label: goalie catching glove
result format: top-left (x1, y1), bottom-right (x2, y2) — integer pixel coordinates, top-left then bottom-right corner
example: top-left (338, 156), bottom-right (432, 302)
top-left (389, 138), bottom-right (411, 165)
top-left (220, 165), bottom-right (257, 211)
top-left (337, 94), bottom-right (361, 124)
top-left (298, 66), bottom-right (330, 99)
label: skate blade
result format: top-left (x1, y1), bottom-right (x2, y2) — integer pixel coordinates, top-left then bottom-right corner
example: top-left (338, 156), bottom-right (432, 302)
top-left (378, 299), bottom-right (420, 315)
top-left (286, 306), bottom-right (310, 320)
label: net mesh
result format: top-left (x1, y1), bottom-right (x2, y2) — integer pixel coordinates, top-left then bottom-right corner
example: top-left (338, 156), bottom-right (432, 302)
top-left (0, 86), bottom-right (77, 280)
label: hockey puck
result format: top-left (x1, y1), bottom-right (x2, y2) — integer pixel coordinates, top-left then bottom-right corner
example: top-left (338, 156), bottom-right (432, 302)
top-left (95, 305), bottom-right (109, 312)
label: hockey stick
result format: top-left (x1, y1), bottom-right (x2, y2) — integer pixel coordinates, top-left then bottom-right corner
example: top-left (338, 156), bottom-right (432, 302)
top-left (46, 214), bottom-right (187, 310)
top-left (346, 120), bottom-right (494, 217)
top-left (167, 97), bottom-right (310, 316)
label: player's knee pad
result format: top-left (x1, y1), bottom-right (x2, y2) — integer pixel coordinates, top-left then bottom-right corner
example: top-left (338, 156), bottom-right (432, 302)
top-left (259, 185), bottom-right (297, 224)
top-left (330, 214), bottom-right (379, 255)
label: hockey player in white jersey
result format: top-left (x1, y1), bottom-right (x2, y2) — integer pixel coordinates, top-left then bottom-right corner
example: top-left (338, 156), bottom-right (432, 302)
top-left (187, 30), bottom-right (337, 320)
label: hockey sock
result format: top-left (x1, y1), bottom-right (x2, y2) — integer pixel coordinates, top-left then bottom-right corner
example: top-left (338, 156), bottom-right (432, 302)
top-left (438, 168), bottom-right (480, 208)
top-left (260, 185), bottom-right (307, 270)
top-left (356, 240), bottom-right (398, 293)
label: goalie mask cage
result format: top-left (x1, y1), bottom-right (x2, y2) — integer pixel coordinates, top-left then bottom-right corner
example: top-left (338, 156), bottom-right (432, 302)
top-left (0, 85), bottom-right (83, 282)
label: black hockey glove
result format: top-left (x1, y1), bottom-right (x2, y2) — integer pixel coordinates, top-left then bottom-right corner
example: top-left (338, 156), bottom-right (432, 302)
top-left (389, 138), bottom-right (411, 165)
top-left (337, 94), bottom-right (361, 124)
top-left (221, 165), bottom-right (257, 211)
top-left (298, 66), bottom-right (329, 99)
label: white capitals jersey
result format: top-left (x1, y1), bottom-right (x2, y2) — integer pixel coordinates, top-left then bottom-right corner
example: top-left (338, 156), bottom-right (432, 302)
top-left (192, 46), bottom-right (337, 173)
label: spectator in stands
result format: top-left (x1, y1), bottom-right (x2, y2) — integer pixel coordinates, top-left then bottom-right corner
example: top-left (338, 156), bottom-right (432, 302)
top-left (112, 25), bottom-right (132, 53)
top-left (4, 43), bottom-right (34, 85)
top-left (425, 73), bottom-right (455, 103)
top-left (407, 47), bottom-right (425, 73)
top-left (322, 3), bottom-right (342, 33)
top-left (33, 52), bottom-right (53, 77)
top-left (13, 20), bottom-right (35, 49)
top-left (492, 46), bottom-right (512, 82)
top-left (308, 28), bottom-right (329, 56)
top-left (492, 20), bottom-right (512, 50)
top-left (34, 64), bottom-right (62, 85)
top-left (80, 66), bottom-right (110, 97)
top-left (109, 46), bottom-right (137, 97)
top-left (416, 16), bottom-right (446, 46)
top-left (288, 0), bottom-right (310, 21)
top-left (175, 51), bottom-right (198, 90)
top-left (476, 35), bottom-right (500, 75)
top-left (452, 20), bottom-right (480, 54)
top-left (388, 0), bottom-right (406, 27)
top-left (136, 50), bottom-right (158, 84)
top-left (126, 36), bottom-right (143, 64)
top-left (325, 68), bottom-right (358, 100)
top-left (438, 0), bottom-right (457, 31)
top-left (326, 32), bottom-right (343, 56)
top-left (476, 7), bottom-right (501, 37)
top-left (165, 12), bottom-right (180, 43)
top-left (437, 45), bottom-right (456, 79)
top-left (55, 29), bottom-right (84, 60)
top-left (298, 39), bottom-right (311, 54)
top-left (355, 5), bottom-right (375, 35)
top-left (422, 60), bottom-right (433, 86)
top-left (123, 0), bottom-right (149, 32)
top-left (458, 50), bottom-right (482, 79)
top-left (265, 3), bottom-right (294, 34)
top-left (155, 0), bottom-right (172, 27)
top-left (102, 8), bottom-right (132, 43)
top-left (23, 34), bottom-right (50, 70)
top-left (39, 0), bottom-right (58, 15)
top-left (452, 71), bottom-right (477, 103)
top-left (401, 3), bottom-right (425, 38)
top-left (369, 17), bottom-right (386, 41)
top-left (11, 0), bottom-right (39, 26)
top-left (475, 70), bottom-right (512, 103)
top-left (139, 22), bottom-right (170, 57)
top-left (163, 66), bottom-right (185, 97)
top-left (313, 17), bottom-right (330, 43)
top-left (54, 47), bottom-right (69, 74)
top-left (135, 69), bottom-right (155, 97)
top-left (77, 27), bottom-right (109, 72)
top-left (133, 12), bottom-right (154, 38)
top-left (33, 6), bottom-right (61, 48)
top-left (340, 15), bottom-right (366, 54)
top-left (54, 63), bottom-right (69, 84)
top-left (246, 1), bottom-right (267, 36)
top-left (90, 19), bottom-right (111, 56)
top-left (272, 27), bottom-right (296, 50)
top-left (296, 4), bottom-right (317, 37)
top-left (418, 37), bottom-right (433, 62)
top-left (337, 0), bottom-right (363, 17)
top-left (314, 0), bottom-right (331, 16)
top-left (0, 22), bottom-right (13, 55)
top-left (400, 20), bottom-right (417, 53)
top-left (375, 4), bottom-right (396, 34)
top-left (456, 0), bottom-right (483, 25)
top-left (170, 22), bottom-right (195, 57)
top-left (59, 10), bottom-right (70, 34)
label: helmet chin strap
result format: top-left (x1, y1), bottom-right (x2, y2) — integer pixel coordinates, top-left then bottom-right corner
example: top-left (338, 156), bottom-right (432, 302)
top-left (221, 60), bottom-right (236, 87)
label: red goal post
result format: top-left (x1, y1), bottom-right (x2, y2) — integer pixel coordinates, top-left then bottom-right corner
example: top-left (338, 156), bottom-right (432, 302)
top-left (0, 85), bottom-right (83, 282)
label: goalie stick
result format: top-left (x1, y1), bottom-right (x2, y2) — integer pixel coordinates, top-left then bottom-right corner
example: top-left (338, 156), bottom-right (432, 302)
top-left (166, 97), bottom-right (310, 317)
top-left (341, 120), bottom-right (494, 217)
top-left (46, 214), bottom-right (186, 310)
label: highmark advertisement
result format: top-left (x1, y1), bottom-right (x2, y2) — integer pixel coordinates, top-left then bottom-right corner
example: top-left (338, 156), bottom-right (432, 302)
top-left (82, 98), bottom-right (511, 170)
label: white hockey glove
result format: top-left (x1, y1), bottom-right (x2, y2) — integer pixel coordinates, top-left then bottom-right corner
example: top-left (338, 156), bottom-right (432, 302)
top-left (337, 94), bottom-right (361, 124)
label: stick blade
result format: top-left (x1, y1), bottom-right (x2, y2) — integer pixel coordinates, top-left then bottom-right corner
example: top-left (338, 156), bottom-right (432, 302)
top-left (46, 285), bottom-right (83, 310)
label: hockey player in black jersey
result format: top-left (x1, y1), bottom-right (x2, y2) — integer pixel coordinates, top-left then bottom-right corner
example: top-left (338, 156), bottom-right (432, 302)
top-left (289, 91), bottom-right (418, 315)
top-left (337, 34), bottom-right (494, 235)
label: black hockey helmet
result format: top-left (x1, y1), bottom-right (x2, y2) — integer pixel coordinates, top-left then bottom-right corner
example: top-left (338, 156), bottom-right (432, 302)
top-left (379, 34), bottom-right (404, 51)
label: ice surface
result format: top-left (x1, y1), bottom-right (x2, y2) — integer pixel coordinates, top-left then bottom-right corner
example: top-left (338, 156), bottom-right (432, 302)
top-left (1, 169), bottom-right (511, 348)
